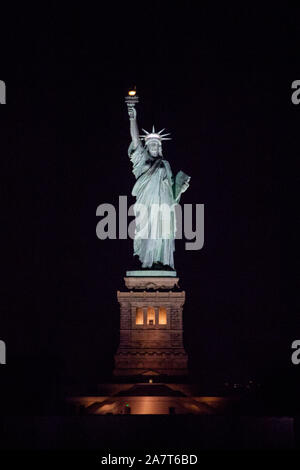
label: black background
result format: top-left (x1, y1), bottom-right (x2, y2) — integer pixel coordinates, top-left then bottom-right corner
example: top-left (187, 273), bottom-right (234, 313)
top-left (0, 3), bottom-right (299, 414)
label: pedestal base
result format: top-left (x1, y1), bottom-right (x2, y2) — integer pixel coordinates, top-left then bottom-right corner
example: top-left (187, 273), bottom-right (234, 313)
top-left (114, 277), bottom-right (188, 377)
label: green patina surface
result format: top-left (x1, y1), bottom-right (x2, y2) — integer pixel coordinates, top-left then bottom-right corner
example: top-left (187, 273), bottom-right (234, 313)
top-left (126, 270), bottom-right (177, 277)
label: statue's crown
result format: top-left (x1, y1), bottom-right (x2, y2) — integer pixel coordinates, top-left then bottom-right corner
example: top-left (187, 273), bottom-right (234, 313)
top-left (140, 125), bottom-right (172, 143)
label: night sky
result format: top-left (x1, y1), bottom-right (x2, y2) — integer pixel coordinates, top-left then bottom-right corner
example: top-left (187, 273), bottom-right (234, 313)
top-left (1, 3), bottom-right (299, 412)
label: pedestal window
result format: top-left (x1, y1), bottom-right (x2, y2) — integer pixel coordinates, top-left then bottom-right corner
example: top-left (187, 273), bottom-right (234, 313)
top-left (159, 307), bottom-right (167, 325)
top-left (135, 307), bottom-right (144, 325)
top-left (147, 307), bottom-right (156, 325)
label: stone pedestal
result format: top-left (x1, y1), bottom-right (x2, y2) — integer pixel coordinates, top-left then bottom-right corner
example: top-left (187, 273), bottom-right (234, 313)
top-left (114, 273), bottom-right (188, 377)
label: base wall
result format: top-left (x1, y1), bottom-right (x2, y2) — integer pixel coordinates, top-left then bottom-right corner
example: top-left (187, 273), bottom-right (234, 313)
top-left (114, 282), bottom-right (189, 377)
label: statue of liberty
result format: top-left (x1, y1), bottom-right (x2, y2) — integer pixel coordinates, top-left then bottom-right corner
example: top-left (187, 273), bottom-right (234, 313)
top-left (127, 94), bottom-right (190, 270)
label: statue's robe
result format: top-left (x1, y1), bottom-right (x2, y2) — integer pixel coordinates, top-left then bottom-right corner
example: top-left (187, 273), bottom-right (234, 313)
top-left (128, 141), bottom-right (190, 269)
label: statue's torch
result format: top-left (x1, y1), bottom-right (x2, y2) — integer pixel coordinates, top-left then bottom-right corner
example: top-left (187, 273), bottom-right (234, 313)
top-left (125, 86), bottom-right (139, 111)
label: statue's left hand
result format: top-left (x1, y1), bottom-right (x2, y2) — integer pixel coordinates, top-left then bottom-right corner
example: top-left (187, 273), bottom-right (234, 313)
top-left (181, 179), bottom-right (190, 193)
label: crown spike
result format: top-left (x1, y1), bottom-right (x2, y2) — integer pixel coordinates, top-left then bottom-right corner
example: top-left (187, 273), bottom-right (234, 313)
top-left (139, 126), bottom-right (172, 143)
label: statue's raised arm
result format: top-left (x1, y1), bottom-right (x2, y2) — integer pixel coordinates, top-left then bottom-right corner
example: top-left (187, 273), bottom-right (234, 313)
top-left (128, 106), bottom-right (140, 149)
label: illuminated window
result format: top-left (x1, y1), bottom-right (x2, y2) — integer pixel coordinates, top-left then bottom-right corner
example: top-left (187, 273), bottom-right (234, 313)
top-left (136, 308), bottom-right (144, 325)
top-left (159, 307), bottom-right (167, 324)
top-left (147, 307), bottom-right (155, 325)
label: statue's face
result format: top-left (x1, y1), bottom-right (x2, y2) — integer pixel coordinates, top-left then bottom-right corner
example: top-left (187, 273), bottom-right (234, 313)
top-left (147, 140), bottom-right (160, 157)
